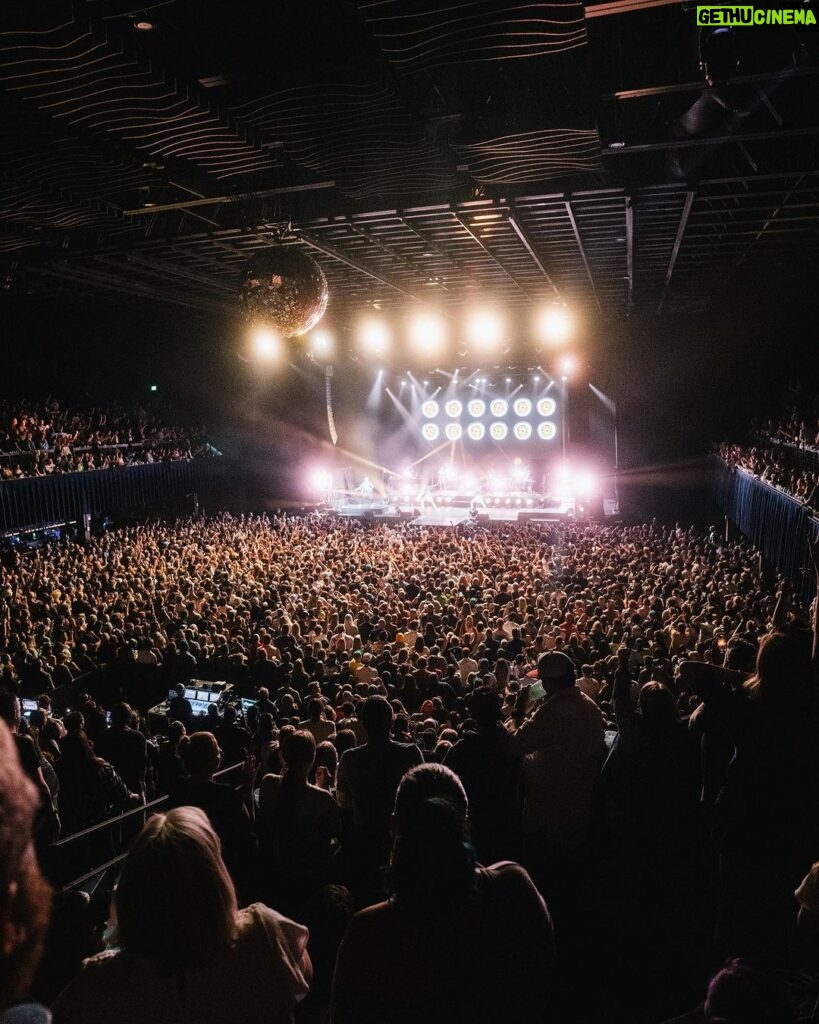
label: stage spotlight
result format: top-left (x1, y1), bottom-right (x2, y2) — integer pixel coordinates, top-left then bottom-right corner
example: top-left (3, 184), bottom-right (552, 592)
top-left (308, 328), bottom-right (334, 360)
top-left (576, 471), bottom-right (599, 499)
top-left (489, 399), bottom-right (508, 418)
top-left (534, 375), bottom-right (541, 383)
top-left (560, 355), bottom-right (577, 378)
top-left (309, 468), bottom-right (332, 493)
top-left (536, 307), bottom-right (572, 345)
top-left (490, 422), bottom-right (508, 441)
top-left (250, 326), bottom-right (283, 362)
top-left (445, 423), bottom-right (463, 441)
top-left (513, 422), bottom-right (532, 441)
top-left (465, 309), bottom-right (504, 352)
top-left (422, 423), bottom-right (440, 441)
top-left (467, 399), bottom-right (486, 418)
top-left (408, 313), bottom-right (447, 356)
top-left (467, 422), bottom-right (486, 441)
top-left (358, 317), bottom-right (391, 357)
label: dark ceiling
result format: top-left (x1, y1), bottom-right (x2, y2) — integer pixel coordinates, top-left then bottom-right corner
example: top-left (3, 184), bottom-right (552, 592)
top-left (1, 0), bottom-right (818, 329)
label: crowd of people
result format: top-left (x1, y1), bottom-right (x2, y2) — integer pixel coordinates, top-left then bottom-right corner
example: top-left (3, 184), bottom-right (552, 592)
top-left (717, 396), bottom-right (819, 514)
top-left (0, 398), bottom-right (214, 480)
top-left (1, 512), bottom-right (819, 1024)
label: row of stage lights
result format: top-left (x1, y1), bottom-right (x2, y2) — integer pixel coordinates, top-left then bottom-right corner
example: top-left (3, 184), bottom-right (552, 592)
top-left (248, 305), bottom-right (574, 365)
top-left (309, 460), bottom-right (600, 499)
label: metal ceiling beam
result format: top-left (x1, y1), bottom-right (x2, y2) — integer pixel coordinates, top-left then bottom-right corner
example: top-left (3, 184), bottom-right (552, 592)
top-left (297, 230), bottom-right (436, 306)
top-left (28, 264), bottom-right (232, 316)
top-left (345, 222), bottom-right (452, 295)
top-left (563, 199), bottom-right (603, 313)
top-left (110, 252), bottom-right (236, 295)
top-left (604, 65), bottom-right (819, 102)
top-left (507, 206), bottom-right (563, 301)
top-left (120, 181), bottom-right (337, 216)
top-left (625, 196), bottom-right (634, 315)
top-left (395, 213), bottom-right (485, 292)
top-left (604, 126), bottom-right (819, 155)
top-left (585, 0), bottom-right (679, 17)
top-left (658, 190), bottom-right (695, 314)
top-left (451, 211), bottom-right (536, 300)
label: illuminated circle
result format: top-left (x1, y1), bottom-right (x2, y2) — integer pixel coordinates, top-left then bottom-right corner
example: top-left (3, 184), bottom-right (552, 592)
top-left (467, 399), bottom-right (486, 418)
top-left (445, 423), bottom-right (463, 441)
top-left (422, 423), bottom-right (440, 441)
top-left (537, 421), bottom-right (557, 440)
top-left (421, 400), bottom-right (439, 419)
top-left (514, 422), bottom-right (532, 441)
top-left (489, 422), bottom-right (508, 441)
top-left (489, 399), bottom-right (508, 418)
top-left (445, 400), bottom-right (463, 419)
top-left (537, 397), bottom-right (556, 417)
top-left (513, 398), bottom-right (532, 417)
top-left (467, 422), bottom-right (485, 441)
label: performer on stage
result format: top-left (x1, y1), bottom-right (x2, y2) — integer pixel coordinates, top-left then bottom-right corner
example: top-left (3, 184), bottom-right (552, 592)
top-left (356, 476), bottom-right (375, 500)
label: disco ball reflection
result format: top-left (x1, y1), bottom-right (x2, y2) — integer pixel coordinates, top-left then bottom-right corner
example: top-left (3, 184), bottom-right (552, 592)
top-left (239, 248), bottom-right (329, 336)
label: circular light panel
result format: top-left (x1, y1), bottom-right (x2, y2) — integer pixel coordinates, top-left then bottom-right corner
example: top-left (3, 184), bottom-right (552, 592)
top-left (538, 421), bottom-right (557, 440)
top-left (445, 400), bottom-right (463, 419)
top-left (422, 400), bottom-right (439, 419)
top-left (513, 398), bottom-right (532, 417)
top-left (537, 397), bottom-right (556, 417)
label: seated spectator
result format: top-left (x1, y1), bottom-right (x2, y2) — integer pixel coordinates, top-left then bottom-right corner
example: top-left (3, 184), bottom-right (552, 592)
top-left (52, 807), bottom-right (311, 1024)
top-left (332, 763), bottom-right (555, 1024)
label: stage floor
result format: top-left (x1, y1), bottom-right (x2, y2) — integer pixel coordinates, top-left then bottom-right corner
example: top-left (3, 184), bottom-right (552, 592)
top-left (327, 498), bottom-right (587, 526)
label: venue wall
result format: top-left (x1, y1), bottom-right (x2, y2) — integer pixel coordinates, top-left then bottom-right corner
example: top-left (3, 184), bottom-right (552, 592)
top-left (0, 458), bottom-right (228, 534)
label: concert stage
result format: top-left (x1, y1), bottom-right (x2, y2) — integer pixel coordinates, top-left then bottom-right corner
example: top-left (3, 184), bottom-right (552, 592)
top-left (324, 496), bottom-right (591, 527)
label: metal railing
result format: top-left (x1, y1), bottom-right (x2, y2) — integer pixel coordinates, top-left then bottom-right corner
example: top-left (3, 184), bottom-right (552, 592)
top-left (53, 760), bottom-right (244, 891)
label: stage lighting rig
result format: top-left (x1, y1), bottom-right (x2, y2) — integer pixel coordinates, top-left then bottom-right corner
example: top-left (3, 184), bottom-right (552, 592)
top-left (536, 307), bottom-right (572, 346)
top-left (358, 317), bottom-right (391, 358)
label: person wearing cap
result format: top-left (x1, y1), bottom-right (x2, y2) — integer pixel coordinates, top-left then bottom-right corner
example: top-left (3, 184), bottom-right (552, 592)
top-left (507, 651), bottom-right (606, 867)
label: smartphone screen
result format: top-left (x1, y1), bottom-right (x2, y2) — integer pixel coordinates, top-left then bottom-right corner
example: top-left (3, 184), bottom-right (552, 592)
top-left (528, 681), bottom-right (546, 702)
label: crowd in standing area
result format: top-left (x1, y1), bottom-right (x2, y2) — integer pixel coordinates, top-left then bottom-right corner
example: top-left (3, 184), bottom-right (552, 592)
top-left (1, 512), bottom-right (819, 1024)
